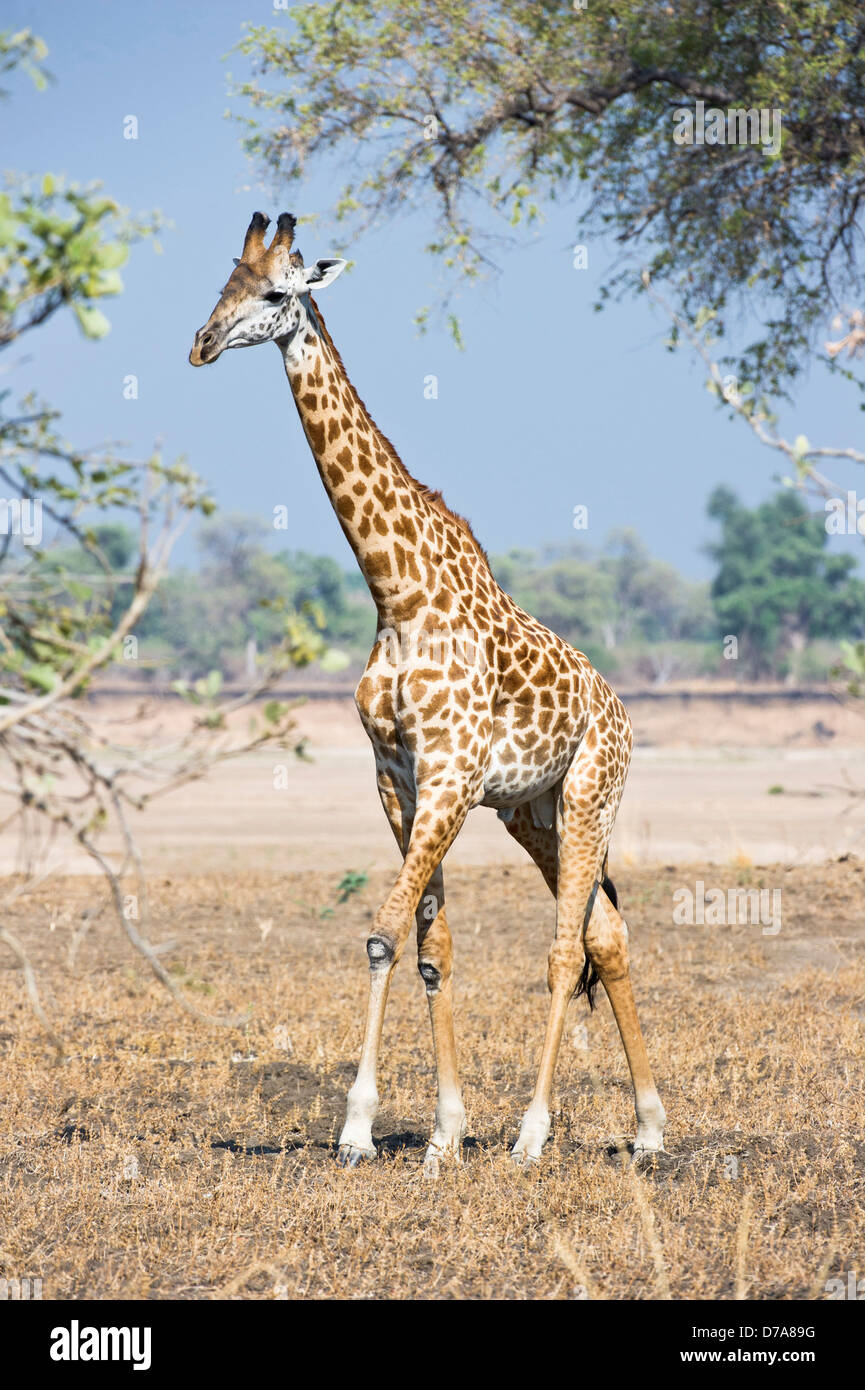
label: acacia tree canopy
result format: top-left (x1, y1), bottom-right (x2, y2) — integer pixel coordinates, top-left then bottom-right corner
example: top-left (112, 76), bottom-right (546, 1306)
top-left (234, 0), bottom-right (865, 394)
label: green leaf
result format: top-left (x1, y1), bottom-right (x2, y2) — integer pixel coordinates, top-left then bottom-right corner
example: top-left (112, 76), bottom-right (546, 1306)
top-left (95, 241), bottom-right (129, 270)
top-left (86, 268), bottom-right (124, 298)
top-left (319, 647), bottom-right (350, 673)
top-left (72, 303), bottom-right (111, 339)
top-left (23, 663), bottom-right (58, 693)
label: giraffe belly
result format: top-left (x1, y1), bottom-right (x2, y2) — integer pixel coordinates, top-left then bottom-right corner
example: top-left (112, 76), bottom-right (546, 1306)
top-left (480, 695), bottom-right (581, 811)
top-left (479, 744), bottom-right (573, 812)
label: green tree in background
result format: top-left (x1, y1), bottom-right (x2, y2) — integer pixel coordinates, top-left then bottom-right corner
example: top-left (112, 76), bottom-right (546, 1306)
top-left (61, 508), bottom-right (864, 688)
top-left (707, 486), bottom-right (865, 678)
top-left (492, 530), bottom-right (715, 682)
top-left (136, 516), bottom-right (375, 678)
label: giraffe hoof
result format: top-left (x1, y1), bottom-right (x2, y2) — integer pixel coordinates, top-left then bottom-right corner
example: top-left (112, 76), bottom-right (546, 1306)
top-left (336, 1143), bottom-right (376, 1168)
top-left (422, 1142), bottom-right (462, 1177)
top-left (630, 1144), bottom-right (667, 1169)
top-left (632, 1132), bottom-right (666, 1159)
top-left (510, 1146), bottom-right (541, 1169)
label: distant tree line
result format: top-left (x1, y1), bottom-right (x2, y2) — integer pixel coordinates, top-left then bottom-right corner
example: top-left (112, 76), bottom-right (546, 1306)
top-left (79, 489), bottom-right (864, 687)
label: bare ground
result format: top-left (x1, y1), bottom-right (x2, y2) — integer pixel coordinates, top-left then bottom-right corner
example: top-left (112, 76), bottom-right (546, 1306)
top-left (1, 858), bottom-right (862, 1300)
top-left (5, 694), bottom-right (865, 875)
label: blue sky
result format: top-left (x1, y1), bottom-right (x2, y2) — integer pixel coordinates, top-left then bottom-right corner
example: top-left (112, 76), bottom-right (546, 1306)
top-left (4, 0), bottom-right (864, 578)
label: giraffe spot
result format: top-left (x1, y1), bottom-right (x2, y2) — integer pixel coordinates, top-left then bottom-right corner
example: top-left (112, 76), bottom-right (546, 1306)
top-left (306, 420), bottom-right (326, 453)
top-left (394, 516), bottom-right (417, 544)
top-left (502, 670), bottom-right (526, 697)
top-left (355, 676), bottom-right (374, 709)
top-left (336, 494), bottom-right (355, 521)
top-left (302, 392), bottom-right (317, 410)
top-left (374, 689), bottom-right (395, 721)
top-left (366, 550), bottom-right (392, 579)
top-left (422, 690), bottom-right (449, 719)
top-left (392, 590), bottom-right (426, 623)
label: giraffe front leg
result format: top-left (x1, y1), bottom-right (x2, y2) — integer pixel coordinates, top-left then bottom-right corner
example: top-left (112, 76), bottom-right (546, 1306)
top-left (337, 772), bottom-right (475, 1169)
top-left (416, 867), bottom-right (466, 1175)
top-left (337, 942), bottom-right (393, 1166)
top-left (337, 762), bottom-right (410, 1168)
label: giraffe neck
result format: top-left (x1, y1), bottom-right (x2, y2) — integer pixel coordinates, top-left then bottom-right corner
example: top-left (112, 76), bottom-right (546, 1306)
top-left (278, 298), bottom-right (482, 625)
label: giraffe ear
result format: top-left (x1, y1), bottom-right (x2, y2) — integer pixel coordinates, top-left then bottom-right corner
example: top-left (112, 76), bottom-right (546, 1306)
top-left (302, 258), bottom-right (348, 291)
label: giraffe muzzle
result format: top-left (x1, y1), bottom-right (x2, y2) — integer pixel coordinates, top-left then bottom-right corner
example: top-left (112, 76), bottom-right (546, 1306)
top-left (189, 327), bottom-right (223, 367)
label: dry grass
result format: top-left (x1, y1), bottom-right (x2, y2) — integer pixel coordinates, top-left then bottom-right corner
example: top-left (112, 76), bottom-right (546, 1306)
top-left (1, 859), bottom-right (863, 1300)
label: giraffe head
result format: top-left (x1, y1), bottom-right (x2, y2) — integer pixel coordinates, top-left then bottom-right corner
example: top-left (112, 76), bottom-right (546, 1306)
top-left (188, 211), bottom-right (347, 366)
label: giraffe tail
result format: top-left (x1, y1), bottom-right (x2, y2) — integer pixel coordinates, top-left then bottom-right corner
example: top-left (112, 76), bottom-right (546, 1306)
top-left (576, 872), bottom-right (619, 1010)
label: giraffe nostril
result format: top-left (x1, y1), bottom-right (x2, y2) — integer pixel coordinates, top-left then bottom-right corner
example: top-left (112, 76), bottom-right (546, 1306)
top-left (201, 331), bottom-right (215, 346)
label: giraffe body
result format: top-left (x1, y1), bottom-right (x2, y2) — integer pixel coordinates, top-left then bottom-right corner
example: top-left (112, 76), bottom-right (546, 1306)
top-left (189, 212), bottom-right (666, 1171)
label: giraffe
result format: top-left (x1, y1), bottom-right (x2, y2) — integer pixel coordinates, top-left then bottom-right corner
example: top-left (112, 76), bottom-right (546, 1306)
top-left (189, 211), bottom-right (666, 1172)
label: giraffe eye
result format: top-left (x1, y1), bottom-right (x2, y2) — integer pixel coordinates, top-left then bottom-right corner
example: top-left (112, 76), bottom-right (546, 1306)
top-left (263, 291), bottom-right (286, 305)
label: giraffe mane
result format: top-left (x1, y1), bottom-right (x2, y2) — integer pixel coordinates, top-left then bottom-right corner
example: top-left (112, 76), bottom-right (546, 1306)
top-left (309, 298), bottom-right (490, 568)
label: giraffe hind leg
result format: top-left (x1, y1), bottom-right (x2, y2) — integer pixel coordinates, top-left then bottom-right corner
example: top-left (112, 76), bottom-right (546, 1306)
top-left (575, 856), bottom-right (617, 1009)
top-left (583, 884), bottom-right (666, 1154)
top-left (503, 800), bottom-right (558, 896)
top-left (508, 754), bottom-right (665, 1165)
top-left (502, 801), bottom-right (562, 1162)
